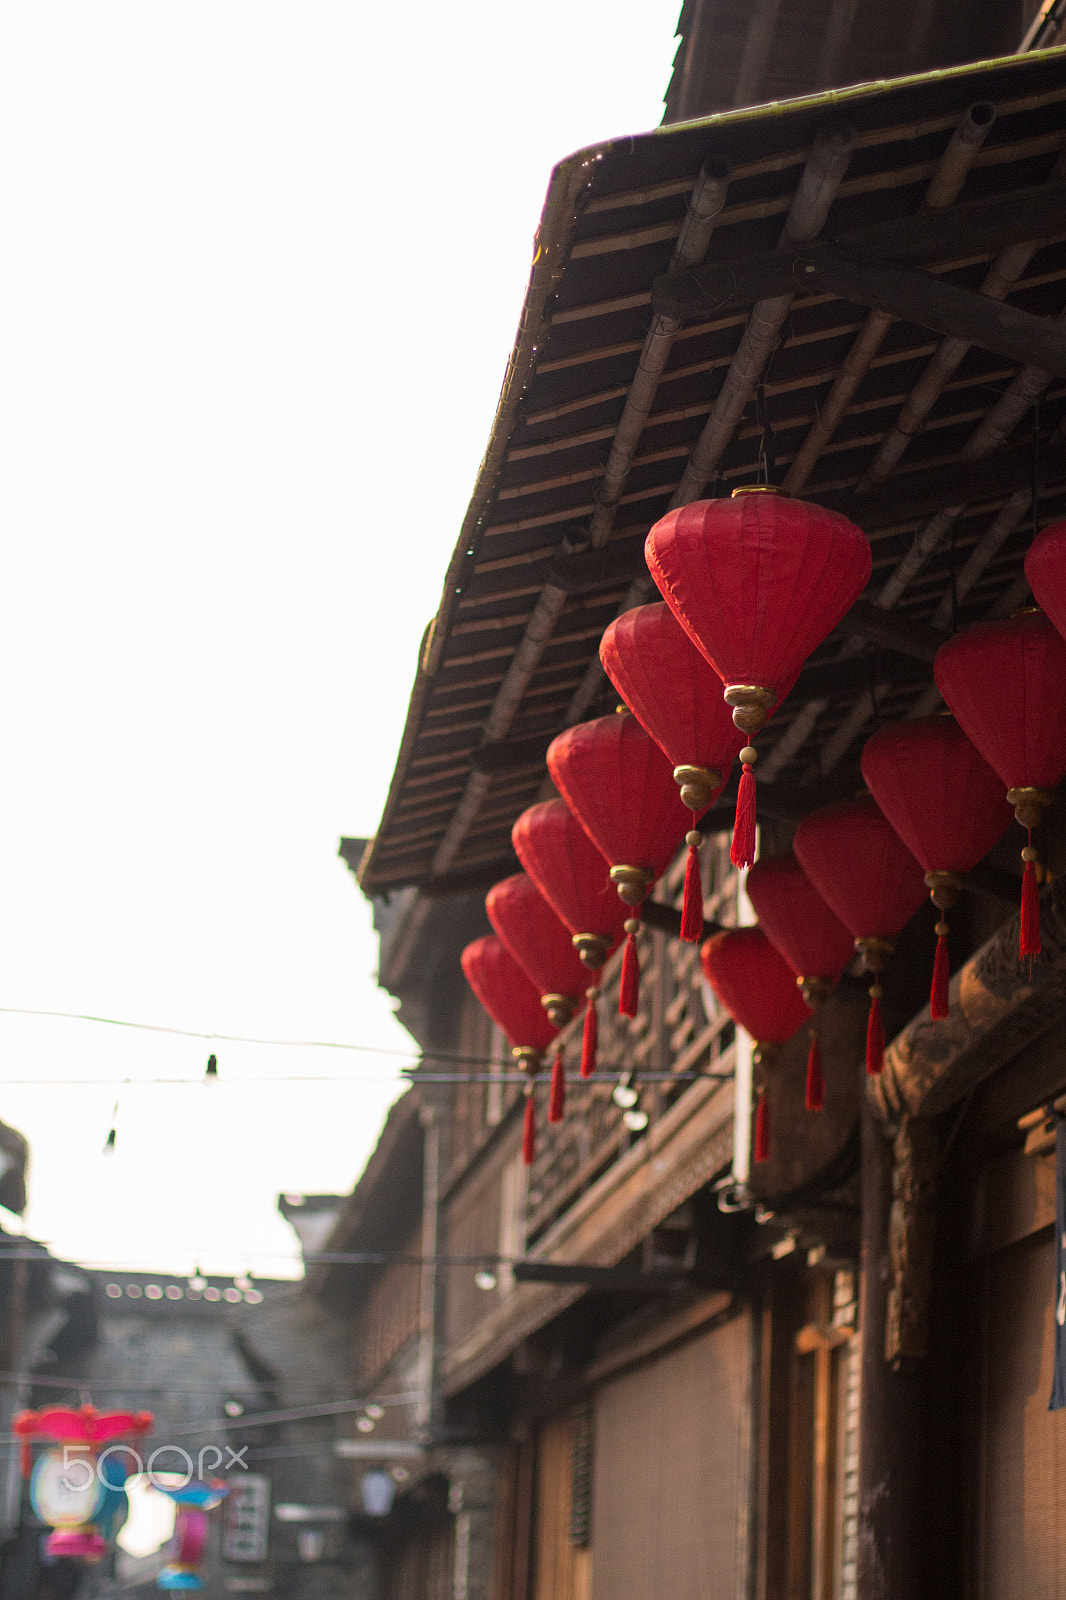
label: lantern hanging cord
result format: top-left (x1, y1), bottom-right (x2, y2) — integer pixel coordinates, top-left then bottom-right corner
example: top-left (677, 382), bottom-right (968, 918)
top-left (1032, 398), bottom-right (1042, 548)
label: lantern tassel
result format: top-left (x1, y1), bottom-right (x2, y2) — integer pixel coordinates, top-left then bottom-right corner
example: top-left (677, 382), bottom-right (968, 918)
top-left (680, 826), bottom-right (704, 943)
top-left (805, 1034), bottom-right (824, 1112)
top-left (1021, 836), bottom-right (1041, 967)
top-left (548, 1048), bottom-right (565, 1124)
top-left (18, 1439), bottom-right (31, 1480)
top-left (581, 988), bottom-right (599, 1077)
top-left (753, 1089), bottom-right (770, 1163)
top-left (619, 920), bottom-right (640, 1018)
top-left (930, 924), bottom-right (950, 1021)
top-left (522, 1095), bottom-right (537, 1166)
top-left (866, 984), bottom-right (884, 1075)
top-left (731, 761), bottom-right (757, 870)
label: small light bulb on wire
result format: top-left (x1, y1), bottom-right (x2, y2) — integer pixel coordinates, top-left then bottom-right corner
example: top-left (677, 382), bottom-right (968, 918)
top-left (356, 1416), bottom-right (375, 1434)
top-left (474, 1268), bottom-right (498, 1292)
top-left (205, 1054), bottom-right (218, 1083)
top-left (189, 1270), bottom-right (208, 1293)
top-left (623, 1108), bottom-right (649, 1133)
top-left (102, 1100), bottom-right (120, 1156)
top-left (612, 1073), bottom-right (638, 1110)
top-left (364, 1404), bottom-right (384, 1422)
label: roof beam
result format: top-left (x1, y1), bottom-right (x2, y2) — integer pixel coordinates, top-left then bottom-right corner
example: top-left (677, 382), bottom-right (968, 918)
top-left (818, 440), bottom-right (1065, 530)
top-left (806, 248), bottom-right (1066, 377)
top-left (838, 598), bottom-right (948, 662)
top-left (652, 178), bottom-right (1066, 321)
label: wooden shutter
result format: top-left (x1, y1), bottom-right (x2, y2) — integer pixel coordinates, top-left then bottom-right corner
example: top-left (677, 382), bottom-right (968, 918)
top-left (976, 1226), bottom-right (1066, 1597)
top-left (533, 1413), bottom-right (592, 1600)
top-left (590, 1311), bottom-right (750, 1600)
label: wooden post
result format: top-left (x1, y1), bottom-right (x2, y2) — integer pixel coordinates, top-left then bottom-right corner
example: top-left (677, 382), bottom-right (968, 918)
top-left (856, 1102), bottom-right (927, 1600)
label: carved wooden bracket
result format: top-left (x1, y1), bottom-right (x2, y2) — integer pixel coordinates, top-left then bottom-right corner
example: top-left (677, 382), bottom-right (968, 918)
top-left (885, 1117), bottom-right (939, 1367)
top-left (870, 873), bottom-right (1066, 1122)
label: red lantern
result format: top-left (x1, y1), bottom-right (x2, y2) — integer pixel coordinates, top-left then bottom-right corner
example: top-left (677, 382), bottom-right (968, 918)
top-left (1024, 518), bottom-right (1066, 638)
top-left (934, 610), bottom-right (1066, 966)
top-left (861, 716), bottom-right (1012, 1017)
top-left (461, 935), bottom-right (558, 1164)
top-left (512, 800), bottom-right (626, 1077)
top-left (486, 875), bottom-right (590, 1029)
top-left (645, 486), bottom-right (872, 867)
top-left (700, 927), bottom-right (808, 1161)
top-left (486, 872), bottom-right (592, 1125)
top-left (547, 712), bottom-right (699, 1019)
top-left (793, 798), bottom-right (928, 1075)
top-left (600, 602), bottom-right (745, 944)
top-left (745, 852), bottom-right (856, 1110)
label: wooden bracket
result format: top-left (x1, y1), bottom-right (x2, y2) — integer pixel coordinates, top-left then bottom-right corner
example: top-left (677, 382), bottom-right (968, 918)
top-left (885, 1117), bottom-right (939, 1367)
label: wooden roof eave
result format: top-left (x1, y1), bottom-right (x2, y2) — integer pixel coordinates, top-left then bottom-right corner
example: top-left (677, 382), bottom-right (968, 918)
top-left (359, 47), bottom-right (1066, 899)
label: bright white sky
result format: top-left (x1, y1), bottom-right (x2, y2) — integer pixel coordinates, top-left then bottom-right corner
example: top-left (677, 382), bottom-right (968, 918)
top-left (0, 2), bottom-right (681, 1278)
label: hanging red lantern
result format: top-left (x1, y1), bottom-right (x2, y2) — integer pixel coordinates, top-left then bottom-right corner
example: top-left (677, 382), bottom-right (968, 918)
top-left (645, 486), bottom-right (872, 868)
top-left (1024, 518), bottom-right (1066, 638)
top-left (600, 602), bottom-right (745, 945)
top-left (486, 875), bottom-right (591, 1030)
top-left (547, 712), bottom-right (699, 1019)
top-left (700, 927), bottom-right (808, 1161)
top-left (934, 609), bottom-right (1066, 967)
top-left (745, 852), bottom-right (857, 1111)
top-left (461, 935), bottom-right (558, 1164)
top-left (793, 797), bottom-right (928, 1075)
top-left (512, 800), bottom-right (626, 1078)
top-left (486, 872), bottom-right (592, 1125)
top-left (860, 716), bottom-right (1013, 1018)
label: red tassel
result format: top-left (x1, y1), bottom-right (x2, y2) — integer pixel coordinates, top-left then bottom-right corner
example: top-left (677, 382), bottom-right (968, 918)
top-left (522, 1095), bottom-right (537, 1165)
top-left (19, 1440), bottom-right (31, 1479)
top-left (619, 928), bottom-right (640, 1018)
top-left (805, 1034), bottom-right (824, 1112)
top-left (730, 762), bottom-right (757, 869)
top-left (1021, 854), bottom-right (1041, 964)
top-left (548, 1049), bottom-right (565, 1124)
top-left (866, 987), bottom-right (884, 1076)
top-left (581, 990), bottom-right (598, 1077)
top-left (930, 929), bottom-right (950, 1021)
top-left (680, 829), bottom-right (704, 943)
top-left (754, 1089), bottom-right (770, 1162)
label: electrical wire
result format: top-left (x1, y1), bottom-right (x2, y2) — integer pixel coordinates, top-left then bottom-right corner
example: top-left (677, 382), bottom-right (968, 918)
top-left (0, 1004), bottom-right (486, 1066)
top-left (0, 1007), bottom-right (730, 1085)
top-left (0, 1368), bottom-right (406, 1401)
top-left (0, 1247), bottom-right (523, 1267)
top-left (0, 1069), bottom-right (726, 1086)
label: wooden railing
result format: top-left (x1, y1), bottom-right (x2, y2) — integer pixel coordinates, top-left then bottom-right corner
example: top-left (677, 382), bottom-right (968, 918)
top-left (524, 831), bottom-right (743, 1244)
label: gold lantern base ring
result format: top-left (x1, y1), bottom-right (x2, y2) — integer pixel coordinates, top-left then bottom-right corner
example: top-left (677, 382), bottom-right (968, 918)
top-left (924, 869), bottom-right (965, 912)
top-left (542, 993), bottom-right (576, 1029)
top-left (512, 1047), bottom-right (542, 1077)
top-left (855, 935), bottom-right (894, 975)
top-left (797, 974), bottom-right (831, 1011)
top-left (673, 765), bottom-right (721, 811)
top-left (723, 684), bottom-right (775, 735)
top-left (609, 865), bottom-right (654, 907)
top-left (1006, 786), bottom-right (1051, 831)
top-left (573, 933), bottom-right (610, 970)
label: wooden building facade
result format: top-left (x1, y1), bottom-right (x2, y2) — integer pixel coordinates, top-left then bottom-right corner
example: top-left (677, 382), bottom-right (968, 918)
top-left (334, 19), bottom-right (1066, 1600)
